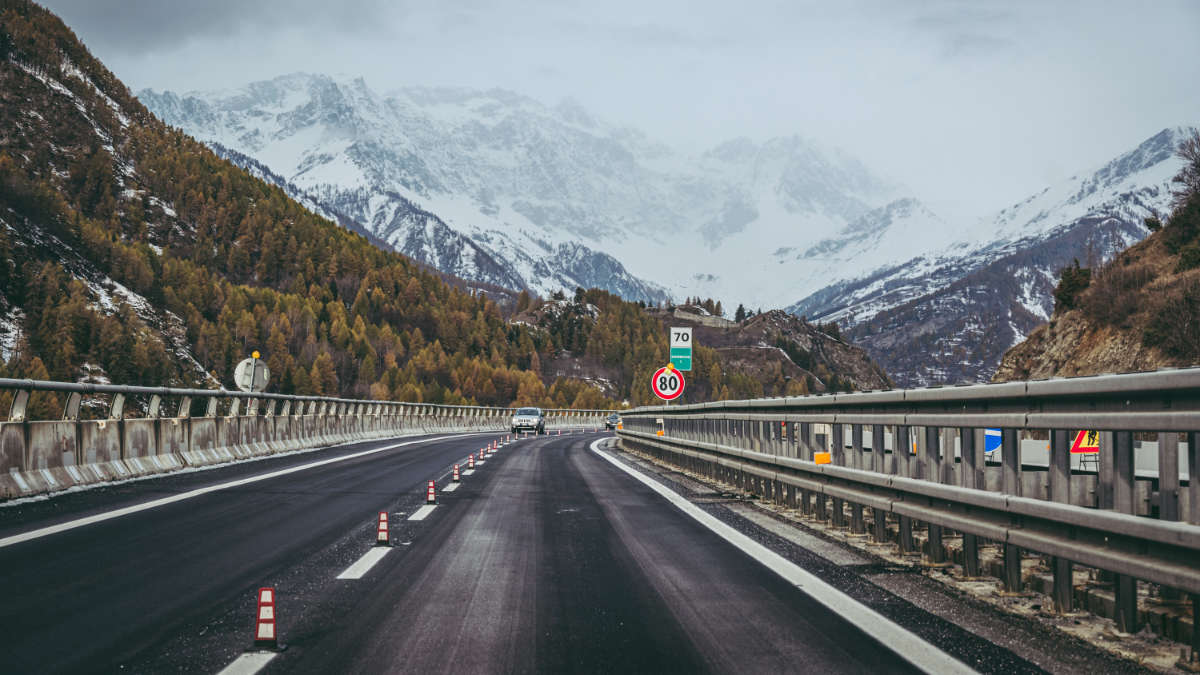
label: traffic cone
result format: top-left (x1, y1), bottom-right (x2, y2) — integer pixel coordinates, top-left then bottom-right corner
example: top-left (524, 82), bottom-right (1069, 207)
top-left (452, 464), bottom-right (460, 482)
top-left (376, 511), bottom-right (390, 546)
top-left (426, 480), bottom-right (436, 504)
top-left (254, 587), bottom-right (277, 649)
top-left (468, 454), bottom-right (475, 470)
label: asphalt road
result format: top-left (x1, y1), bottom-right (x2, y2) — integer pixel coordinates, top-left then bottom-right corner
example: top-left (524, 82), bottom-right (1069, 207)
top-left (0, 430), bottom-right (944, 674)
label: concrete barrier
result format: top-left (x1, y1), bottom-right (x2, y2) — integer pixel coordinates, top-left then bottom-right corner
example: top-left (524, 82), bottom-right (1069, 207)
top-left (0, 380), bottom-right (612, 500)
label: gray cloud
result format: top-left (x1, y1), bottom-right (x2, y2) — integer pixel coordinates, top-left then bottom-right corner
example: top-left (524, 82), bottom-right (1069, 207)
top-left (45, 0), bottom-right (401, 53)
top-left (40, 0), bottom-right (1200, 220)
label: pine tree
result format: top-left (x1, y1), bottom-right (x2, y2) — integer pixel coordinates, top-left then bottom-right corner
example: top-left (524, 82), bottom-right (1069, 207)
top-left (735, 304), bottom-right (746, 322)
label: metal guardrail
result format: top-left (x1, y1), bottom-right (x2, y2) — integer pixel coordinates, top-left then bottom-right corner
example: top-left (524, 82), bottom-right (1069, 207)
top-left (0, 378), bottom-right (613, 500)
top-left (617, 368), bottom-right (1200, 641)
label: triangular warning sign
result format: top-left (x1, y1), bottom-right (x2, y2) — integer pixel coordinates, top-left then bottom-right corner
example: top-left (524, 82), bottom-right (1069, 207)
top-left (1070, 430), bottom-right (1100, 454)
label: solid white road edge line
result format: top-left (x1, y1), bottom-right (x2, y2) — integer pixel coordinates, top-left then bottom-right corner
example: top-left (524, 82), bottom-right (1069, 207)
top-left (589, 439), bottom-right (976, 675)
top-left (216, 651), bottom-right (276, 675)
top-left (443, 483), bottom-right (460, 493)
top-left (337, 547), bottom-right (392, 580)
top-left (408, 504), bottom-right (437, 521)
top-left (0, 433), bottom-right (483, 549)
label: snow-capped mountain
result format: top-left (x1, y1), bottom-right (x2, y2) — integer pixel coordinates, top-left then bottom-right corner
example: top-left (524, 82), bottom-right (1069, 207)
top-left (789, 126), bottom-right (1195, 386)
top-left (139, 74), bottom-right (916, 307)
top-left (138, 74), bottom-right (1192, 387)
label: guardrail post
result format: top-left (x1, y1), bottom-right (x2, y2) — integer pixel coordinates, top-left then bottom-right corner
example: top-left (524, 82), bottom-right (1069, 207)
top-left (850, 423), bottom-right (863, 471)
top-left (872, 424), bottom-right (887, 543)
top-left (1158, 432), bottom-right (1183, 603)
top-left (831, 424), bottom-right (845, 528)
top-left (1001, 428), bottom-right (1023, 592)
top-left (895, 425), bottom-right (915, 553)
top-left (925, 425), bottom-right (945, 564)
top-left (1109, 430), bottom-right (1140, 632)
top-left (960, 427), bottom-right (981, 577)
top-left (1049, 428), bottom-right (1074, 612)
top-left (897, 422), bottom-right (912, 475)
top-left (872, 424), bottom-right (886, 473)
top-left (1188, 427), bottom-right (1199, 650)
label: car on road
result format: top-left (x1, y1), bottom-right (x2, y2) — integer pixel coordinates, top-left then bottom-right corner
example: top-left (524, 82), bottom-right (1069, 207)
top-left (604, 413), bottom-right (620, 430)
top-left (511, 407), bottom-right (545, 434)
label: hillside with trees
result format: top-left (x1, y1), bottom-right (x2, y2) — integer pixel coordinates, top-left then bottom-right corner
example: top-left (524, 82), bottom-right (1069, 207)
top-left (0, 0), bottom-right (891, 413)
top-left (0, 0), bottom-right (578, 408)
top-left (994, 131), bottom-right (1200, 380)
top-left (519, 290), bottom-right (891, 407)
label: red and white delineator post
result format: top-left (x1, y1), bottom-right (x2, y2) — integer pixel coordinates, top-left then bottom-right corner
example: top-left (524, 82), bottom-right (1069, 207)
top-left (468, 454), bottom-right (475, 470)
top-left (254, 587), bottom-right (277, 649)
top-left (426, 480), bottom-right (437, 504)
top-left (452, 464), bottom-right (460, 482)
top-left (376, 511), bottom-right (390, 546)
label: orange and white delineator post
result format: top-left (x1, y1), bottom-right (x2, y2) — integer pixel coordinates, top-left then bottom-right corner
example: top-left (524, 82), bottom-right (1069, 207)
top-left (452, 464), bottom-right (460, 482)
top-left (254, 587), bottom-right (277, 649)
top-left (468, 454), bottom-right (475, 470)
top-left (426, 480), bottom-right (436, 504)
top-left (376, 511), bottom-right (390, 546)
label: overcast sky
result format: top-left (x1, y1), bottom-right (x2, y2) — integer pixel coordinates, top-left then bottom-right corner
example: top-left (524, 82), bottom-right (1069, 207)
top-left (43, 0), bottom-right (1200, 219)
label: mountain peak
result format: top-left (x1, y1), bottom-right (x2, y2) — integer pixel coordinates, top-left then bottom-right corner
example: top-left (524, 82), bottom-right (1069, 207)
top-left (141, 74), bottom-right (897, 308)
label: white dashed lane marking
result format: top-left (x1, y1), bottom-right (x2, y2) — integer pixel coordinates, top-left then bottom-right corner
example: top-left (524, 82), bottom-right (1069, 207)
top-left (336, 547), bottom-right (392, 580)
top-left (408, 505), bottom-right (437, 521)
top-left (0, 433), bottom-right (484, 549)
top-left (216, 651), bottom-right (276, 675)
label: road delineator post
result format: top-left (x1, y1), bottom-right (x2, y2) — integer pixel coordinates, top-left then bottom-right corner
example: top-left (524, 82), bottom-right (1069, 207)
top-left (376, 511), bottom-right (390, 546)
top-left (254, 587), bottom-right (278, 649)
top-left (468, 454), bottom-right (475, 470)
top-left (426, 480), bottom-right (437, 504)
top-left (452, 464), bottom-right (460, 482)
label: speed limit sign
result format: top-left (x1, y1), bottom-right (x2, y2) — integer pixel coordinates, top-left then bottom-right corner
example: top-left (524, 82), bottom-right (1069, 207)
top-left (651, 364), bottom-right (685, 401)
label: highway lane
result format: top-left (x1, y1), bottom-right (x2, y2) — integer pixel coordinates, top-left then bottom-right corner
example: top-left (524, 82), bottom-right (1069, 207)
top-left (0, 430), bottom-right (503, 674)
top-left (278, 433), bottom-right (927, 674)
top-left (0, 429), bottom-right (1002, 674)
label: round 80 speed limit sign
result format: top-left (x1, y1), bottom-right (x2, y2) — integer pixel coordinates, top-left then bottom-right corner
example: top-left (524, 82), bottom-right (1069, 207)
top-left (651, 365), bottom-right (685, 401)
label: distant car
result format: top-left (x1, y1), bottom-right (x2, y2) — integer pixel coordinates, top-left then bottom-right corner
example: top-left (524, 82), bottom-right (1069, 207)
top-left (604, 413), bottom-right (620, 430)
top-left (511, 407), bottom-right (545, 434)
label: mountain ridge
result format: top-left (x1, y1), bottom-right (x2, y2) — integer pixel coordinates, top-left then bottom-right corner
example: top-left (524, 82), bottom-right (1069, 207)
top-left (790, 125), bottom-right (1195, 386)
top-left (138, 72), bottom-right (913, 308)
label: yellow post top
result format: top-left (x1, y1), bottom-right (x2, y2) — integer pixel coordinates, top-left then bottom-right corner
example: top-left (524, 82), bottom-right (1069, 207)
top-left (252, 351), bottom-right (261, 360)
top-left (666, 362), bottom-right (675, 371)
